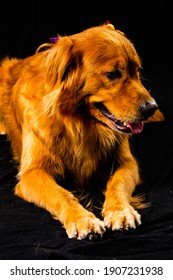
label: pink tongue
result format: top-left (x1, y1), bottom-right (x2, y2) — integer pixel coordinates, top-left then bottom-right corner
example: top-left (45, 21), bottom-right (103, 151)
top-left (127, 122), bottom-right (144, 134)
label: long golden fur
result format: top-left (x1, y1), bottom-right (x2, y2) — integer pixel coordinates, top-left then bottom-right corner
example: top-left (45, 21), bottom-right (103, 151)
top-left (0, 24), bottom-right (163, 239)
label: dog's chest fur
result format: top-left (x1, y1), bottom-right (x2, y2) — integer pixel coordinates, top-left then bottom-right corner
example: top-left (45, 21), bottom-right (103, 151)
top-left (51, 124), bottom-right (118, 190)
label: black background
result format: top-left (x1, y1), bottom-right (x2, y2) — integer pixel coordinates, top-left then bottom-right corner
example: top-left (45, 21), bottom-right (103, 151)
top-left (0, 0), bottom-right (172, 119)
top-left (0, 0), bottom-right (173, 260)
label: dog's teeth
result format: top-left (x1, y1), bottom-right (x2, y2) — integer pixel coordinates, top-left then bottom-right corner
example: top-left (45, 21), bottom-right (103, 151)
top-left (123, 121), bottom-right (127, 126)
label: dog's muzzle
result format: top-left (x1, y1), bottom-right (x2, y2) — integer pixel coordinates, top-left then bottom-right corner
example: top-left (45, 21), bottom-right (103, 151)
top-left (94, 101), bottom-right (158, 134)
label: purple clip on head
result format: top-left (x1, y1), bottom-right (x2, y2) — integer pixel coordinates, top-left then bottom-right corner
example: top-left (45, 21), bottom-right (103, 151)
top-left (50, 37), bottom-right (59, 44)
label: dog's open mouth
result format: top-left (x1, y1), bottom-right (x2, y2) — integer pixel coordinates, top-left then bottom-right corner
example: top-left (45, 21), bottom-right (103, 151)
top-left (94, 102), bottom-right (144, 134)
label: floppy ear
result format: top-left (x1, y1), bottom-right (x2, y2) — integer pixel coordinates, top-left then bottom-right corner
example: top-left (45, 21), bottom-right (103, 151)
top-left (44, 36), bottom-right (85, 114)
top-left (46, 36), bottom-right (84, 87)
top-left (45, 36), bottom-right (73, 88)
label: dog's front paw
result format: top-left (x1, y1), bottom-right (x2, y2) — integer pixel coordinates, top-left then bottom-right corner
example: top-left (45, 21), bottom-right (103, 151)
top-left (65, 213), bottom-right (106, 240)
top-left (103, 205), bottom-right (141, 231)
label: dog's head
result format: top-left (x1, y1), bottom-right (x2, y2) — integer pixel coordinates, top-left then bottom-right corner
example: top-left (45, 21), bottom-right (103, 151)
top-left (43, 24), bottom-right (163, 134)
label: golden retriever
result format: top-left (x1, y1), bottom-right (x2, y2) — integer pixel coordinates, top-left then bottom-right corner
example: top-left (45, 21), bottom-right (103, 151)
top-left (0, 24), bottom-right (163, 239)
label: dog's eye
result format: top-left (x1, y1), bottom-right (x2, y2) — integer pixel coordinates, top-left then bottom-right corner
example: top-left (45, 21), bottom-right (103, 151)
top-left (105, 70), bottom-right (122, 80)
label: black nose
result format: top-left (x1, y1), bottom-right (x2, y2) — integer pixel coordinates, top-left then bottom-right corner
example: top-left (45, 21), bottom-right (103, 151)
top-left (140, 100), bottom-right (158, 120)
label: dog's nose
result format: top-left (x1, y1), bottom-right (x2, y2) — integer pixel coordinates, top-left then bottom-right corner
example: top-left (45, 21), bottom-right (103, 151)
top-left (139, 100), bottom-right (158, 120)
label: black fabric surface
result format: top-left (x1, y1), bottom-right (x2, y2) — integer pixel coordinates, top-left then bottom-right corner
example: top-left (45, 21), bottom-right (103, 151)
top-left (0, 120), bottom-right (173, 260)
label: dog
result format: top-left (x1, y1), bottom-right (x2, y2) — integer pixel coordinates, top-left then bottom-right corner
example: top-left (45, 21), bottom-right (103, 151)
top-left (0, 24), bottom-right (163, 239)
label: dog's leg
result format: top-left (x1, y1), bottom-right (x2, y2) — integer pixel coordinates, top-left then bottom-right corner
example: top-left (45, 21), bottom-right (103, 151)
top-left (102, 137), bottom-right (141, 230)
top-left (15, 169), bottom-right (105, 239)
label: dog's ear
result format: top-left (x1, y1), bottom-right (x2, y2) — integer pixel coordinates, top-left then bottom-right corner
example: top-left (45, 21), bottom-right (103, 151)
top-left (45, 36), bottom-right (73, 89)
top-left (45, 36), bottom-right (83, 89)
top-left (43, 36), bottom-right (84, 114)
